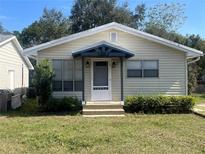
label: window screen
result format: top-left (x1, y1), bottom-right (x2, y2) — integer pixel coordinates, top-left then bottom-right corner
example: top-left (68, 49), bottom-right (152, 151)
top-left (63, 60), bottom-right (73, 91)
top-left (53, 60), bottom-right (62, 91)
top-left (127, 60), bottom-right (159, 78)
top-left (74, 59), bottom-right (83, 91)
top-left (127, 61), bottom-right (142, 77)
top-left (143, 60), bottom-right (158, 77)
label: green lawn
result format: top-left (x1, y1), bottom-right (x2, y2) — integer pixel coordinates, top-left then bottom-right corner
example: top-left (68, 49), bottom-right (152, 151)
top-left (192, 93), bottom-right (205, 104)
top-left (0, 114), bottom-right (204, 154)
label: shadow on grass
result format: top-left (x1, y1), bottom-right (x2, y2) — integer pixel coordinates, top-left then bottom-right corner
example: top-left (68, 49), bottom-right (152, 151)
top-left (0, 109), bottom-right (82, 118)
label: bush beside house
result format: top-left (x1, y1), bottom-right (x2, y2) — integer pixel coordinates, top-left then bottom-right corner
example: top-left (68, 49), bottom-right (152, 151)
top-left (24, 59), bottom-right (82, 114)
top-left (124, 96), bottom-right (195, 114)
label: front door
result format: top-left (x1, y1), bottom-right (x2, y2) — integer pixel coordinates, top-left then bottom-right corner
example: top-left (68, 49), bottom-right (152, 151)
top-left (91, 60), bottom-right (111, 101)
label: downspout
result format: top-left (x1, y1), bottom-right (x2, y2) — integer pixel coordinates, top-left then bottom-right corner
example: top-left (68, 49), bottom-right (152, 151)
top-left (186, 55), bottom-right (202, 95)
top-left (187, 57), bottom-right (200, 65)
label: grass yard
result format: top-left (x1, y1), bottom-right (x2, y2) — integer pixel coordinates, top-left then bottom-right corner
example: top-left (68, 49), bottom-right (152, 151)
top-left (192, 93), bottom-right (205, 104)
top-left (0, 114), bottom-right (204, 154)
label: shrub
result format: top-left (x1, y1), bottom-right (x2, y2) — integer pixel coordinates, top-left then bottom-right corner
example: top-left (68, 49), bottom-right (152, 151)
top-left (124, 96), bottom-right (195, 114)
top-left (32, 59), bottom-right (54, 106)
top-left (17, 98), bottom-right (40, 114)
top-left (26, 87), bottom-right (36, 98)
top-left (42, 96), bottom-right (82, 112)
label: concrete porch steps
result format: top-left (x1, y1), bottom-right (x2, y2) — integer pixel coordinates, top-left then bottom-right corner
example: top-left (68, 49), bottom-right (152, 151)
top-left (83, 102), bottom-right (125, 117)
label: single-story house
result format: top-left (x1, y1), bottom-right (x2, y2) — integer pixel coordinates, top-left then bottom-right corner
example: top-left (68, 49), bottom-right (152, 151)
top-left (0, 34), bottom-right (33, 93)
top-left (24, 22), bottom-right (203, 106)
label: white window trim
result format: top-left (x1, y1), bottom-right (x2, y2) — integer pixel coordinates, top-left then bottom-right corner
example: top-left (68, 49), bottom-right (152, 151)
top-left (110, 32), bottom-right (118, 42)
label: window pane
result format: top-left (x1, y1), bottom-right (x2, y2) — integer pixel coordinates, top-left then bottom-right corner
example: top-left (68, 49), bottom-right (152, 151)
top-left (63, 60), bottom-right (73, 81)
top-left (52, 60), bottom-right (62, 91)
top-left (127, 70), bottom-right (142, 77)
top-left (63, 60), bottom-right (73, 91)
top-left (63, 81), bottom-right (73, 91)
top-left (53, 60), bottom-right (62, 80)
top-left (75, 81), bottom-right (83, 91)
top-left (74, 59), bottom-right (82, 81)
top-left (144, 69), bottom-right (158, 77)
top-left (52, 81), bottom-right (62, 91)
top-left (143, 60), bottom-right (158, 69)
top-left (127, 61), bottom-right (141, 69)
top-left (75, 59), bottom-right (82, 70)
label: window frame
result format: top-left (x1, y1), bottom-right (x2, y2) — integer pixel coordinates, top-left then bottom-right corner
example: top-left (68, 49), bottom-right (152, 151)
top-left (127, 60), bottom-right (159, 78)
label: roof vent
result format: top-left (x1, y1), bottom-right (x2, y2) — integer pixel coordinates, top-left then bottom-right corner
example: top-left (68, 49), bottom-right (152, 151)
top-left (110, 32), bottom-right (117, 42)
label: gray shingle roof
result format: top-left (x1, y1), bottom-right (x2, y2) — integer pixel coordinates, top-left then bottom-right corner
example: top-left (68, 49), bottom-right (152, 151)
top-left (0, 34), bottom-right (13, 43)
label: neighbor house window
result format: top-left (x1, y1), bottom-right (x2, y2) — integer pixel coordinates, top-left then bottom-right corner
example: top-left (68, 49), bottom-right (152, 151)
top-left (127, 60), bottom-right (159, 78)
top-left (110, 32), bottom-right (117, 42)
top-left (52, 59), bottom-right (83, 92)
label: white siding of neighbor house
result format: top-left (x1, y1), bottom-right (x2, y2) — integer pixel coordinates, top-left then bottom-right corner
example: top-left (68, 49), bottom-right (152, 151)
top-left (0, 41), bottom-right (29, 91)
top-left (37, 29), bottom-right (186, 100)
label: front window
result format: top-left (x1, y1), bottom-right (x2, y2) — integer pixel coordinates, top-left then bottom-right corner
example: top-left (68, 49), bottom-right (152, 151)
top-left (52, 59), bottom-right (82, 92)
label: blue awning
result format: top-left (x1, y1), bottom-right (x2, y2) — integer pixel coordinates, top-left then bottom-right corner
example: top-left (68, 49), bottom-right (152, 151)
top-left (72, 41), bottom-right (134, 58)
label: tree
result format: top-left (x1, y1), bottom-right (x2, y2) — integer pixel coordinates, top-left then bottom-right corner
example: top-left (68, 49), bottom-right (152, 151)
top-left (0, 23), bottom-right (11, 34)
top-left (70, 0), bottom-right (146, 33)
top-left (0, 23), bottom-right (4, 33)
top-left (132, 3), bottom-right (146, 30)
top-left (145, 3), bottom-right (186, 33)
top-left (32, 59), bottom-right (54, 105)
top-left (16, 8), bottom-right (71, 48)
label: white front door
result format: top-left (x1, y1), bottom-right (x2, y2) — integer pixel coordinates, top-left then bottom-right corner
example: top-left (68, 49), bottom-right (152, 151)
top-left (91, 59), bottom-right (111, 101)
top-left (8, 70), bottom-right (15, 90)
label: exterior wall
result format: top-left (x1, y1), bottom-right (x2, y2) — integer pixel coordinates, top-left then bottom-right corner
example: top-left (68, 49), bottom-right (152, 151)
top-left (0, 41), bottom-right (29, 92)
top-left (84, 58), bottom-right (91, 101)
top-left (37, 28), bottom-right (187, 100)
top-left (111, 58), bottom-right (121, 100)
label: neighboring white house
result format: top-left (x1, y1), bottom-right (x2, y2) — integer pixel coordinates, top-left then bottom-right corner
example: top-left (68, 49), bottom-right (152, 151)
top-left (24, 22), bottom-right (203, 105)
top-left (0, 34), bottom-right (33, 93)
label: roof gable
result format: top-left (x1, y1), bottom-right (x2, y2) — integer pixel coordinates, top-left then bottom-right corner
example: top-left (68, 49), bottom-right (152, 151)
top-left (72, 41), bottom-right (134, 58)
top-left (0, 35), bottom-right (34, 70)
top-left (23, 22), bottom-right (203, 57)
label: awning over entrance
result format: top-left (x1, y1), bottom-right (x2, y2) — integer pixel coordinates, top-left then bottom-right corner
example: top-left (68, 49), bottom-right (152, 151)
top-left (72, 41), bottom-right (134, 58)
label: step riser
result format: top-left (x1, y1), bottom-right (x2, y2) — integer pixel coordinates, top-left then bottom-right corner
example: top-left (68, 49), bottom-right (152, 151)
top-left (83, 105), bottom-right (123, 110)
top-left (83, 111), bottom-right (125, 115)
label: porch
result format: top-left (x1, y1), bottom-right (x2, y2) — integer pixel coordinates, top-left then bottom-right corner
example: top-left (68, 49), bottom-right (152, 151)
top-left (72, 41), bottom-right (134, 106)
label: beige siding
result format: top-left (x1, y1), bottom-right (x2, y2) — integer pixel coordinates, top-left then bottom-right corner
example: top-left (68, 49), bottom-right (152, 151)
top-left (111, 58), bottom-right (121, 100)
top-left (84, 58), bottom-right (91, 101)
top-left (0, 41), bottom-right (29, 91)
top-left (37, 29), bottom-right (187, 100)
